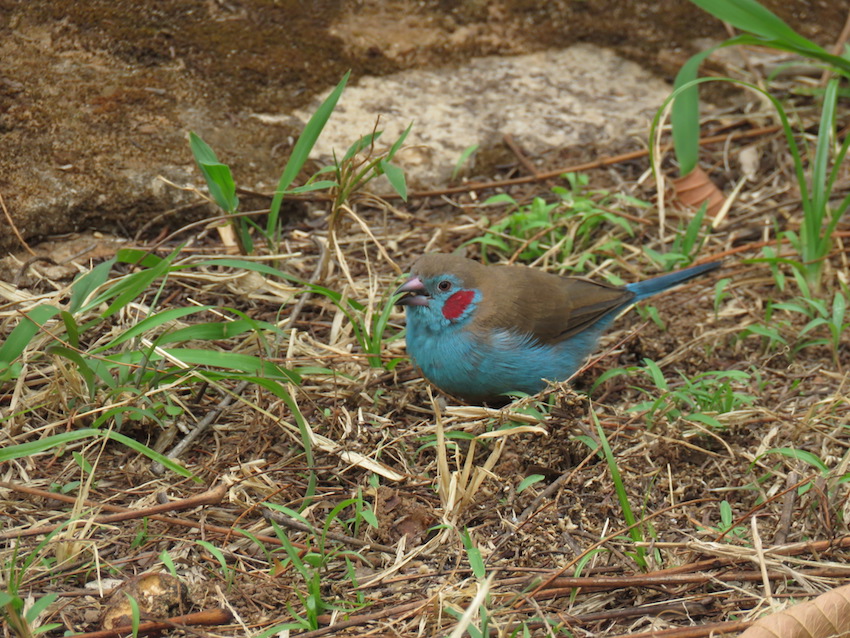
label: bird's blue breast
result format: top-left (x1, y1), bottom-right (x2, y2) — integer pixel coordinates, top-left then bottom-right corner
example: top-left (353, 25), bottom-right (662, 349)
top-left (404, 307), bottom-right (616, 400)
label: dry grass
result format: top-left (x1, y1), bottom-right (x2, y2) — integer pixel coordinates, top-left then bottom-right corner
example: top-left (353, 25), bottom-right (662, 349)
top-left (2, 100), bottom-right (850, 638)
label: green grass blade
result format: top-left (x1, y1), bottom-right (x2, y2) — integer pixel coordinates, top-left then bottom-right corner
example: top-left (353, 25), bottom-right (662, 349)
top-left (46, 345), bottom-right (97, 397)
top-left (195, 258), bottom-right (306, 285)
top-left (714, 34), bottom-right (850, 75)
top-left (687, 412), bottom-right (724, 429)
top-left (288, 180), bottom-right (340, 194)
top-left (202, 163), bottom-right (239, 214)
top-left (682, 202), bottom-right (708, 255)
top-left (69, 258), bottom-right (116, 313)
top-left (594, 416), bottom-right (647, 569)
top-left (364, 293), bottom-right (400, 365)
top-left (268, 70), bottom-right (351, 237)
top-left (116, 248), bottom-right (165, 269)
top-left (60, 311), bottom-right (80, 349)
top-left (342, 131), bottom-right (382, 163)
top-left (671, 47), bottom-right (721, 175)
top-left (757, 447), bottom-right (829, 474)
top-left (386, 121), bottom-right (413, 161)
top-left (688, 0), bottom-right (823, 51)
top-left (189, 130), bottom-right (220, 165)
top-left (827, 116), bottom-right (850, 201)
top-left (189, 132), bottom-right (239, 214)
top-left (453, 144), bottom-right (480, 180)
top-left (806, 78), bottom-right (837, 253)
top-left (25, 592), bottom-right (58, 624)
top-left (92, 306), bottom-right (213, 352)
top-left (88, 250), bottom-right (179, 318)
top-left (0, 428), bottom-right (194, 478)
top-left (642, 359), bottom-right (668, 390)
top-left (461, 528), bottom-right (486, 579)
top-left (135, 348), bottom-right (301, 383)
top-left (107, 430), bottom-right (196, 478)
top-left (379, 159), bottom-right (407, 201)
top-left (833, 291), bottom-right (846, 327)
top-left (0, 304), bottom-right (62, 378)
top-left (517, 474), bottom-right (545, 493)
top-left (155, 318), bottom-right (276, 346)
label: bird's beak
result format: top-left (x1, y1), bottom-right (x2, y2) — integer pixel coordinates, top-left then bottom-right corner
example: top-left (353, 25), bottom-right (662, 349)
top-left (395, 275), bottom-right (429, 307)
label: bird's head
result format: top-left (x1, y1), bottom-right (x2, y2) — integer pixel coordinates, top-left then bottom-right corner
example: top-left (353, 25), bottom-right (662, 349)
top-left (395, 254), bottom-right (485, 329)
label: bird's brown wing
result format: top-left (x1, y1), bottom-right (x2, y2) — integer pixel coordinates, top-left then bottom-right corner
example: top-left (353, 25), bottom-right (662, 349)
top-left (473, 265), bottom-right (635, 345)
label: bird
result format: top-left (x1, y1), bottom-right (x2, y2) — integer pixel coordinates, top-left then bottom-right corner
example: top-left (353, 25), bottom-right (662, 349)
top-left (395, 253), bottom-right (720, 403)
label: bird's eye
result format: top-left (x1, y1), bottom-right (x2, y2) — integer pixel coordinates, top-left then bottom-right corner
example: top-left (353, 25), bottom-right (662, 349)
top-left (437, 280), bottom-right (452, 292)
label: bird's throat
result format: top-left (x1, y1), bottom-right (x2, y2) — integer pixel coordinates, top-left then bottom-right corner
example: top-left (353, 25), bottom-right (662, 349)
top-left (442, 289), bottom-right (476, 321)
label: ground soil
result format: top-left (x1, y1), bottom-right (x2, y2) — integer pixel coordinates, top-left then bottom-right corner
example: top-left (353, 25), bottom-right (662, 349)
top-left (2, 2), bottom-right (850, 637)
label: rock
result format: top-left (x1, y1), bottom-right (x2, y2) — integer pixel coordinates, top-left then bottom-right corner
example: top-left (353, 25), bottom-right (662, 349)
top-left (293, 46), bottom-right (671, 190)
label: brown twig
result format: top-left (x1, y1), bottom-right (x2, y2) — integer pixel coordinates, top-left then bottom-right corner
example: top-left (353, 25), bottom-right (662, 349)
top-left (529, 566), bottom-right (850, 599)
top-left (773, 471), bottom-right (799, 545)
top-left (301, 599), bottom-right (432, 638)
top-left (503, 133), bottom-right (540, 177)
top-left (13, 256), bottom-right (59, 285)
top-left (401, 125), bottom-right (782, 200)
top-left (520, 498), bottom-right (716, 604)
top-left (263, 508), bottom-right (397, 554)
top-left (713, 473), bottom-right (817, 543)
top-left (153, 380), bottom-right (250, 475)
top-left (0, 190), bottom-right (36, 256)
top-left (0, 481), bottom-right (307, 551)
top-left (0, 482), bottom-right (228, 540)
top-left (605, 619), bottom-right (753, 638)
top-left (65, 608), bottom-right (232, 638)
top-left (509, 597), bottom-right (715, 627)
top-left (132, 200), bottom-right (212, 242)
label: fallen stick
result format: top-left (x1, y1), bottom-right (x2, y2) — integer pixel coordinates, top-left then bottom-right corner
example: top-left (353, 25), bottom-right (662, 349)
top-left (66, 608), bottom-right (232, 638)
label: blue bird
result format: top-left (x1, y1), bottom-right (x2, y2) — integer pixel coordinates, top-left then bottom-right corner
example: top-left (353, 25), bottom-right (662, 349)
top-left (395, 253), bottom-right (720, 402)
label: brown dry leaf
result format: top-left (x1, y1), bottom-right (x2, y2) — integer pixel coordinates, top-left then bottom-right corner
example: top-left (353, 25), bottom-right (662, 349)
top-left (374, 486), bottom-right (436, 545)
top-left (739, 584), bottom-right (850, 638)
top-left (672, 166), bottom-right (725, 218)
top-left (100, 571), bottom-right (189, 629)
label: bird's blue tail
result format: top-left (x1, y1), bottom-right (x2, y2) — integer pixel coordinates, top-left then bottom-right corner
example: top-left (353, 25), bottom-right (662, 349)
top-left (627, 261), bottom-right (721, 301)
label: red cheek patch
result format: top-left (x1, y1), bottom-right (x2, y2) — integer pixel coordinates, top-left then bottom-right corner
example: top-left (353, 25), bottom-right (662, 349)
top-left (442, 290), bottom-right (475, 320)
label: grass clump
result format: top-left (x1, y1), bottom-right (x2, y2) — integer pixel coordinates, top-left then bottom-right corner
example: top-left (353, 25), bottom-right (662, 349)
top-left (666, 0), bottom-right (850, 289)
top-left (466, 173), bottom-right (638, 272)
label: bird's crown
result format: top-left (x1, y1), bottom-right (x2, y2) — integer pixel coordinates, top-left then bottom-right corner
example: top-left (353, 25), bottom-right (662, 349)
top-left (409, 253), bottom-right (486, 288)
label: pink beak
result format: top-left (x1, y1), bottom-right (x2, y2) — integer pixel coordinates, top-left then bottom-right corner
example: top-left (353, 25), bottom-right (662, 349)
top-left (395, 275), bottom-right (429, 307)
